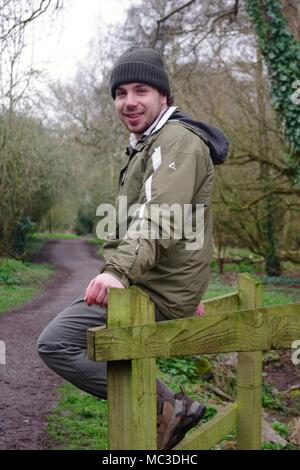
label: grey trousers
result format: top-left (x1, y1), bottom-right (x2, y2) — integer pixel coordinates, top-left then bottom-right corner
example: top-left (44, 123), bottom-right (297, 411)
top-left (37, 295), bottom-right (168, 399)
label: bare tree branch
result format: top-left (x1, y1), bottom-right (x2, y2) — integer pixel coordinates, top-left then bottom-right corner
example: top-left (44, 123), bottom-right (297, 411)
top-left (234, 152), bottom-right (295, 179)
top-left (187, 2), bottom-right (240, 55)
top-left (152, 0), bottom-right (240, 49)
top-left (152, 0), bottom-right (197, 47)
top-left (157, 0), bottom-right (197, 25)
top-left (0, 0), bottom-right (56, 41)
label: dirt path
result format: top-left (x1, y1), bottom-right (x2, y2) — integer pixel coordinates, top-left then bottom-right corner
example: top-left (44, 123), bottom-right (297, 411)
top-left (0, 238), bottom-right (101, 450)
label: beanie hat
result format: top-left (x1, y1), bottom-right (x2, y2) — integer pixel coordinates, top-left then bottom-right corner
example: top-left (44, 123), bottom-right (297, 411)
top-left (110, 46), bottom-right (171, 99)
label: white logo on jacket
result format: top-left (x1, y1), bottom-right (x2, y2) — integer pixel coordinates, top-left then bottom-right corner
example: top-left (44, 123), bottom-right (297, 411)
top-left (151, 147), bottom-right (161, 171)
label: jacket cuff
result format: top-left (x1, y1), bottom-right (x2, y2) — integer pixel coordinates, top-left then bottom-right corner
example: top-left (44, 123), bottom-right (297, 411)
top-left (102, 266), bottom-right (130, 288)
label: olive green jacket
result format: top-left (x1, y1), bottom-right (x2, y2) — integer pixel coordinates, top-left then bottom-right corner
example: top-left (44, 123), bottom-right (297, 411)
top-left (101, 107), bottom-right (227, 319)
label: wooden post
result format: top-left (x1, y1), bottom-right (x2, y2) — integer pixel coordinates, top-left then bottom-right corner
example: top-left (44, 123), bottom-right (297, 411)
top-left (107, 286), bottom-right (157, 450)
top-left (237, 273), bottom-right (262, 450)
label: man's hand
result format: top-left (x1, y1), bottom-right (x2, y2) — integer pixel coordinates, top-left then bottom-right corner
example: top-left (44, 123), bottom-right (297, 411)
top-left (195, 301), bottom-right (205, 317)
top-left (84, 273), bottom-right (125, 307)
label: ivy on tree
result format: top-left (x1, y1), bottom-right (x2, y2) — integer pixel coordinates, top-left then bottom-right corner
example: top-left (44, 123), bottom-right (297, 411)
top-left (245, 0), bottom-right (300, 184)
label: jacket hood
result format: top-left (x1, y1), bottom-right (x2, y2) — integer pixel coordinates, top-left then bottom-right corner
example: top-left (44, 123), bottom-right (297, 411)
top-left (169, 109), bottom-right (229, 165)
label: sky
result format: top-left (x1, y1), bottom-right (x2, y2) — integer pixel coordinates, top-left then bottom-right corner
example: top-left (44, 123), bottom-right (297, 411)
top-left (33, 0), bottom-right (137, 82)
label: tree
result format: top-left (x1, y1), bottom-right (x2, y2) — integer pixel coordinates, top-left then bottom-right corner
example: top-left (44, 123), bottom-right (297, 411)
top-left (245, 0), bottom-right (300, 183)
top-left (0, 0), bottom-right (62, 116)
top-left (0, 0), bottom-right (65, 256)
top-left (0, 112), bottom-right (74, 256)
top-left (0, 0), bottom-right (61, 42)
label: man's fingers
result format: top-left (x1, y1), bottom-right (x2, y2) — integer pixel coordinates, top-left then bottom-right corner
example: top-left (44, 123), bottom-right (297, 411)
top-left (95, 285), bottom-right (108, 307)
top-left (85, 273), bottom-right (125, 306)
top-left (84, 279), bottom-right (95, 302)
top-left (86, 279), bottom-right (101, 306)
top-left (196, 302), bottom-right (205, 317)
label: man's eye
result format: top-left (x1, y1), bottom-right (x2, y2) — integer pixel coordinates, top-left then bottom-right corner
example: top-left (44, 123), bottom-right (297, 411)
top-left (116, 91), bottom-right (126, 97)
top-left (137, 88), bottom-right (147, 94)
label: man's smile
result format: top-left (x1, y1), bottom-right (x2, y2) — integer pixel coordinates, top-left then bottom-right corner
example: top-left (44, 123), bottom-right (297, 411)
top-left (123, 112), bottom-right (144, 124)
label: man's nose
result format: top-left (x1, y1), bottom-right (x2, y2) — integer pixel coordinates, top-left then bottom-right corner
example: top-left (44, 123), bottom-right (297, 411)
top-left (125, 92), bottom-right (138, 107)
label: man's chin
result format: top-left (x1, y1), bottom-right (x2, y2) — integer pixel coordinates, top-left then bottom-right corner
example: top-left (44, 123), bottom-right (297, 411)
top-left (126, 124), bottom-right (148, 135)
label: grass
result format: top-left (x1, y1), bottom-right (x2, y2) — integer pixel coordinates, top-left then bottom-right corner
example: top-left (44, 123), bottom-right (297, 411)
top-left (47, 382), bottom-right (108, 450)
top-left (47, 362), bottom-right (217, 450)
top-left (262, 382), bottom-right (285, 411)
top-left (263, 287), bottom-right (300, 307)
top-left (33, 232), bottom-right (80, 240)
top-left (86, 237), bottom-right (104, 245)
top-left (204, 267), bottom-right (300, 307)
top-left (0, 257), bottom-right (54, 314)
top-left (202, 280), bottom-right (235, 300)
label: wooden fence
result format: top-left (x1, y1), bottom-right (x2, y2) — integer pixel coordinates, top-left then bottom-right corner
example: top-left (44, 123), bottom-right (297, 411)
top-left (87, 273), bottom-right (300, 450)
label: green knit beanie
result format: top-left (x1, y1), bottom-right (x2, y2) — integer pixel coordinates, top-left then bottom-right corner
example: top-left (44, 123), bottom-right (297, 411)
top-left (110, 46), bottom-right (171, 99)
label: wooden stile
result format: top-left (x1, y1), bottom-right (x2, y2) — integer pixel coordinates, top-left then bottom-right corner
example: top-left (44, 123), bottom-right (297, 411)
top-left (87, 274), bottom-right (300, 450)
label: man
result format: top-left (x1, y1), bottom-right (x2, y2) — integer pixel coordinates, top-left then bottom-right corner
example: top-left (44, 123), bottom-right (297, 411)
top-left (37, 46), bottom-right (228, 450)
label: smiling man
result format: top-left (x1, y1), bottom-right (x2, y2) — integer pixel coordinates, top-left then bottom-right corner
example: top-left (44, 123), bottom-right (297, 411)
top-left (38, 46), bottom-right (229, 450)
top-left (115, 82), bottom-right (167, 139)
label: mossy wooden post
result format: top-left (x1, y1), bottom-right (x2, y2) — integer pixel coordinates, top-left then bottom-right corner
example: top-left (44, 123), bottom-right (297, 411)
top-left (237, 273), bottom-right (262, 449)
top-left (107, 286), bottom-right (157, 450)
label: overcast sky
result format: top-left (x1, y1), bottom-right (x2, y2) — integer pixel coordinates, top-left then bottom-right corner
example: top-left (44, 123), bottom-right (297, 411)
top-left (33, 0), bottom-right (137, 82)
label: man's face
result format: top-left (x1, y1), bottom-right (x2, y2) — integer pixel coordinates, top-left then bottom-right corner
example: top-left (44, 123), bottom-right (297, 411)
top-left (114, 83), bottom-right (167, 139)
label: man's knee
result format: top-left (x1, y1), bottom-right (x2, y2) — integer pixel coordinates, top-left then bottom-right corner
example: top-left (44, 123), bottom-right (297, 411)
top-left (37, 321), bottom-right (55, 352)
top-left (36, 320), bottom-right (66, 366)
top-left (36, 323), bottom-right (76, 380)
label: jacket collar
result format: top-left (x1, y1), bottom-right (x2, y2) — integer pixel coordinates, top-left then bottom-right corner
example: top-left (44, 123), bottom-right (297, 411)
top-left (128, 106), bottom-right (177, 150)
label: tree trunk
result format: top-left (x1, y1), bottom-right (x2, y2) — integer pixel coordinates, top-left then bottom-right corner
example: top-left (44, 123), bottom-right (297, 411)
top-left (280, 0), bottom-right (300, 43)
top-left (255, 45), bottom-right (281, 276)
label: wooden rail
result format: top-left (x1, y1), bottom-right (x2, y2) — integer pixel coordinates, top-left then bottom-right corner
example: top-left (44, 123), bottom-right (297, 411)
top-left (87, 273), bottom-right (300, 450)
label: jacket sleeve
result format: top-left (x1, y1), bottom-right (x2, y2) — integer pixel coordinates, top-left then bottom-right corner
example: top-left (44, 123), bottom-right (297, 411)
top-left (103, 129), bottom-right (210, 286)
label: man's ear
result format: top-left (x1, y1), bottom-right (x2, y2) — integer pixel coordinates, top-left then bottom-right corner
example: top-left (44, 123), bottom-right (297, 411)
top-left (160, 93), bottom-right (167, 105)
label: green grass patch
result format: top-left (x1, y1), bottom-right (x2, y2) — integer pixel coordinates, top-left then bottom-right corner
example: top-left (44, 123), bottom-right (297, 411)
top-left (272, 421), bottom-right (289, 438)
top-left (157, 356), bottom-right (201, 384)
top-left (0, 285), bottom-right (38, 313)
top-left (0, 258), bottom-right (54, 314)
top-left (87, 238), bottom-right (104, 246)
top-left (261, 275), bottom-right (300, 286)
top-left (262, 382), bottom-right (285, 411)
top-left (203, 284), bottom-right (235, 300)
top-left (33, 232), bottom-right (80, 240)
top-left (47, 382), bottom-right (108, 450)
top-left (203, 274), bottom-right (236, 300)
top-left (263, 287), bottom-right (300, 307)
top-left (261, 442), bottom-right (295, 450)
